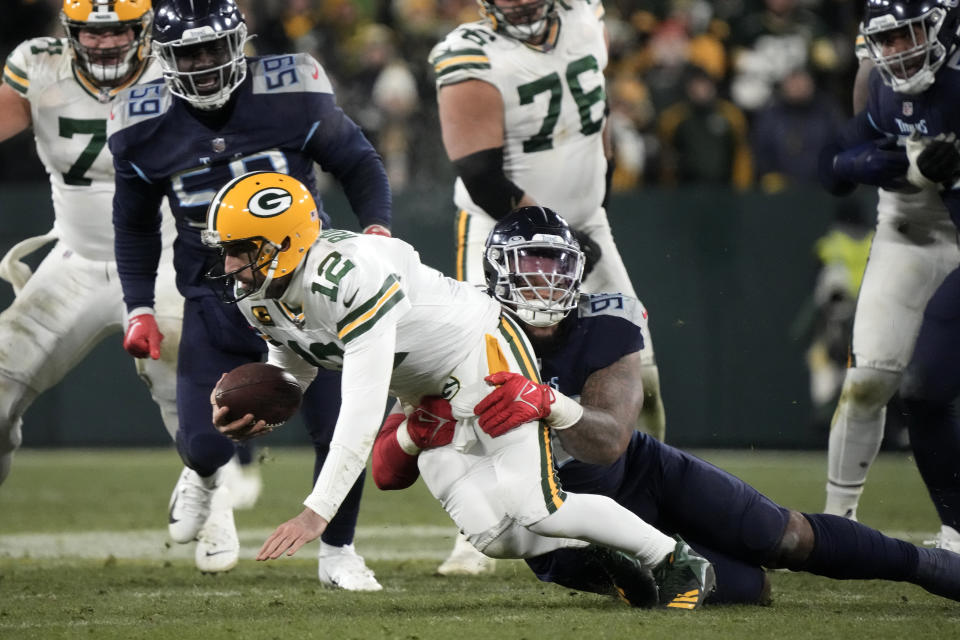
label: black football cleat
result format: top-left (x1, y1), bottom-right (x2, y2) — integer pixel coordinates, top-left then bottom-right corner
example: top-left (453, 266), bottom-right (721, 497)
top-left (585, 545), bottom-right (659, 608)
top-left (652, 536), bottom-right (716, 610)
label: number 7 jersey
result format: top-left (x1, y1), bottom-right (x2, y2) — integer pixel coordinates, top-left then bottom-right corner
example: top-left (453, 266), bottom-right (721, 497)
top-left (429, 0), bottom-right (608, 225)
top-left (2, 37), bottom-right (160, 261)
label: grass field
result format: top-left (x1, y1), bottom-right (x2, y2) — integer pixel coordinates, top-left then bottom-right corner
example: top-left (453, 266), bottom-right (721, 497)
top-left (1, 447), bottom-right (958, 639)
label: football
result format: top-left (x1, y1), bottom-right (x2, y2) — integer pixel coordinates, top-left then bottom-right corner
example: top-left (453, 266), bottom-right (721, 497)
top-left (214, 362), bottom-right (302, 429)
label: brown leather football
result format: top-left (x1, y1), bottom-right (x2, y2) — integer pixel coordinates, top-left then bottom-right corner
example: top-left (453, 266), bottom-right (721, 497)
top-left (214, 362), bottom-right (302, 428)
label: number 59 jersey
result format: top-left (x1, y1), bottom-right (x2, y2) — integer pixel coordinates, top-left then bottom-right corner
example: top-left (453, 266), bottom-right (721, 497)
top-left (429, 0), bottom-right (608, 226)
top-left (2, 37), bottom-right (162, 261)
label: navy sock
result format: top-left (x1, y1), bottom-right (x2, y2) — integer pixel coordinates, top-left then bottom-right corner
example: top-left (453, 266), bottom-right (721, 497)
top-left (914, 547), bottom-right (960, 600)
top-left (234, 442), bottom-right (255, 466)
top-left (800, 513), bottom-right (917, 582)
top-left (901, 395), bottom-right (960, 530)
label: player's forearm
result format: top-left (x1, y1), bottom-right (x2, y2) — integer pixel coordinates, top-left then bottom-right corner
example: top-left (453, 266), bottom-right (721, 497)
top-left (556, 406), bottom-right (633, 465)
top-left (371, 411), bottom-right (421, 490)
top-left (556, 354), bottom-right (641, 465)
top-left (112, 172), bottom-right (165, 310)
top-left (303, 330), bottom-right (396, 519)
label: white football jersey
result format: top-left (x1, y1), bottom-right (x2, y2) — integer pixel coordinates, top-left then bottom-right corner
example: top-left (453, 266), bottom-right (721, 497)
top-left (3, 37), bottom-right (172, 261)
top-left (429, 0), bottom-right (608, 225)
top-left (239, 230), bottom-right (502, 405)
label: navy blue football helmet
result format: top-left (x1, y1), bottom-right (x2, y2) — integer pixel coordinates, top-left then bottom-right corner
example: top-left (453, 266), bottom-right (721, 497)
top-left (484, 206), bottom-right (584, 327)
top-left (152, 0), bottom-right (247, 109)
top-left (861, 0), bottom-right (960, 94)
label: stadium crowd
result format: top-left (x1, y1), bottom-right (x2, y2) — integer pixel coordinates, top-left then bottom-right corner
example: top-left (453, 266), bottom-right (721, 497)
top-left (0, 0), bottom-right (863, 194)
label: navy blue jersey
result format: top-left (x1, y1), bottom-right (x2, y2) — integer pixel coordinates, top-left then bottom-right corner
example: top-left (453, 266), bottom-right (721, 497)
top-left (841, 61), bottom-right (960, 225)
top-left (539, 293), bottom-right (645, 399)
top-left (108, 53), bottom-right (390, 306)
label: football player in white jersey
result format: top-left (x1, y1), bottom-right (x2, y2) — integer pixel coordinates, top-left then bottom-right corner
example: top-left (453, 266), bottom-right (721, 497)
top-left (0, 0), bottom-right (239, 572)
top-left (824, 34), bottom-right (960, 553)
top-left (202, 172), bottom-right (716, 608)
top-left (428, 0), bottom-right (666, 575)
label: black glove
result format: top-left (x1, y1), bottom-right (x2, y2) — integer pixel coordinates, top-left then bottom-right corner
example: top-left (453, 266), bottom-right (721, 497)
top-left (917, 138), bottom-right (960, 184)
top-left (571, 228), bottom-right (601, 279)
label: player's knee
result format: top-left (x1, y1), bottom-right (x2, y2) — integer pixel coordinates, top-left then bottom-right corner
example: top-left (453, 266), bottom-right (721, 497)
top-left (898, 364), bottom-right (953, 407)
top-left (0, 376), bottom-right (31, 449)
top-left (838, 367), bottom-right (899, 415)
top-left (765, 510), bottom-right (815, 569)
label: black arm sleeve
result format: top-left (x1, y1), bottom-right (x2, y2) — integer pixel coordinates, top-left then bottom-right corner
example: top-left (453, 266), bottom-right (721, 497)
top-left (452, 147), bottom-right (525, 220)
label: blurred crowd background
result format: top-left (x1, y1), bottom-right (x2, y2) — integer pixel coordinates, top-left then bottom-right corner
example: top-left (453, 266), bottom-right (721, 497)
top-left (1, 0), bottom-right (887, 446)
top-left (2, 0), bottom-right (863, 194)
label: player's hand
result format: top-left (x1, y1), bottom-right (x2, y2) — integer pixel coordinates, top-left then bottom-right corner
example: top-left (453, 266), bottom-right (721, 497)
top-left (363, 223), bottom-right (391, 237)
top-left (123, 310), bottom-right (164, 359)
top-left (571, 228), bottom-right (601, 278)
top-left (474, 371), bottom-right (555, 436)
top-left (257, 508), bottom-right (328, 560)
top-left (917, 132), bottom-right (960, 184)
top-left (209, 374), bottom-right (271, 442)
top-left (830, 139), bottom-right (908, 188)
top-left (405, 396), bottom-right (456, 450)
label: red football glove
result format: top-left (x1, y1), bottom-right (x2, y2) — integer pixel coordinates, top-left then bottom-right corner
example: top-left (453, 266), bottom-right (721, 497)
top-left (363, 223), bottom-right (391, 237)
top-left (405, 395), bottom-right (456, 450)
top-left (123, 311), bottom-right (164, 360)
top-left (474, 371), bottom-right (555, 437)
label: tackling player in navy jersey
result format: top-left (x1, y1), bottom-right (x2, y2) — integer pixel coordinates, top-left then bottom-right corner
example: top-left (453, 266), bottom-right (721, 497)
top-left (108, 0), bottom-right (389, 590)
top-left (373, 207), bottom-right (960, 605)
top-left (819, 0), bottom-right (960, 551)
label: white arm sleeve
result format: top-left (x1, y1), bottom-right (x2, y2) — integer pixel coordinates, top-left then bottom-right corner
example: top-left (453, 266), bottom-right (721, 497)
top-left (265, 341), bottom-right (318, 391)
top-left (302, 326), bottom-right (397, 520)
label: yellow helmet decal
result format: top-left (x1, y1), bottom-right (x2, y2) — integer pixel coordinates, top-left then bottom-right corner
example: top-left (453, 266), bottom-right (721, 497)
top-left (207, 172), bottom-right (321, 277)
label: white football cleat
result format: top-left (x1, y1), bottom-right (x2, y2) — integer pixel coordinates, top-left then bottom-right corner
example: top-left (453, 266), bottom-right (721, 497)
top-left (437, 532), bottom-right (496, 576)
top-left (317, 542), bottom-right (383, 591)
top-left (220, 455), bottom-right (263, 510)
top-left (195, 486), bottom-right (239, 573)
top-left (168, 467), bottom-right (218, 544)
top-left (929, 525), bottom-right (960, 553)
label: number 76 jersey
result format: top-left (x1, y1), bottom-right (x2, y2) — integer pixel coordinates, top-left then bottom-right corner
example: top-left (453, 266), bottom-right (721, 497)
top-left (429, 0), bottom-right (608, 225)
top-left (3, 37), bottom-right (159, 261)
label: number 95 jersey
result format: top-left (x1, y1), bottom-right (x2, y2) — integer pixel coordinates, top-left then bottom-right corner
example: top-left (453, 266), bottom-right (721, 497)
top-left (3, 37), bottom-right (159, 261)
top-left (429, 0), bottom-right (608, 226)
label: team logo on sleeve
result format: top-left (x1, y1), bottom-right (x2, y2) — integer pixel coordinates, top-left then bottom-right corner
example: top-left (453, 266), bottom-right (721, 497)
top-left (251, 306), bottom-right (275, 326)
top-left (248, 188), bottom-right (293, 217)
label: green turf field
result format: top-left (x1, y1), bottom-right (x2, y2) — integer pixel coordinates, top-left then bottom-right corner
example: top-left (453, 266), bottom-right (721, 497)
top-left (1, 447), bottom-right (957, 639)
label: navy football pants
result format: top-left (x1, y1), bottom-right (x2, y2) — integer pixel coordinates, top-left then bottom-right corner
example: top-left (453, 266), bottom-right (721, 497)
top-left (175, 295), bottom-right (366, 546)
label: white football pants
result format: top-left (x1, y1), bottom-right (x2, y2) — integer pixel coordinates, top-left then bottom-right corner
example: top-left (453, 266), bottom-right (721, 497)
top-left (826, 189), bottom-right (960, 517)
top-left (0, 238), bottom-right (182, 484)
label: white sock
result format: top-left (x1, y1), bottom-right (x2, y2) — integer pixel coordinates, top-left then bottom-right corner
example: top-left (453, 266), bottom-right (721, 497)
top-left (825, 368), bottom-right (898, 517)
top-left (527, 492), bottom-right (675, 567)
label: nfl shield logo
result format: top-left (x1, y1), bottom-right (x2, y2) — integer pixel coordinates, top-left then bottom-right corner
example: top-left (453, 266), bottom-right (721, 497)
top-left (212, 137), bottom-right (226, 153)
top-left (903, 102), bottom-right (913, 116)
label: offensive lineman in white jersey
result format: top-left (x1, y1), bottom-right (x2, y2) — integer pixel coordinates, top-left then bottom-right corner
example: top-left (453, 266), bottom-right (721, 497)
top-left (429, 0), bottom-right (665, 574)
top-left (824, 33), bottom-right (960, 553)
top-left (203, 171), bottom-right (715, 608)
top-left (0, 0), bottom-right (238, 572)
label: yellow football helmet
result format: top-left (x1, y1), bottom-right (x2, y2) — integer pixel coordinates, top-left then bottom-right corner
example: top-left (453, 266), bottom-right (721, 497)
top-left (61, 0), bottom-right (153, 89)
top-left (203, 172), bottom-right (321, 301)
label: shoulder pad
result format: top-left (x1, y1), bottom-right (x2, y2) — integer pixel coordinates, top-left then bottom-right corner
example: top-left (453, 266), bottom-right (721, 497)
top-left (250, 53), bottom-right (333, 96)
top-left (3, 38), bottom-right (68, 97)
top-left (107, 79), bottom-right (170, 137)
top-left (429, 22), bottom-right (497, 88)
top-left (578, 293), bottom-right (646, 325)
